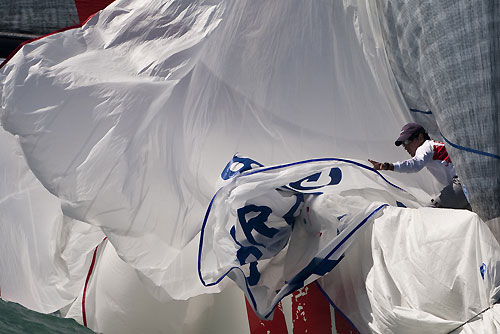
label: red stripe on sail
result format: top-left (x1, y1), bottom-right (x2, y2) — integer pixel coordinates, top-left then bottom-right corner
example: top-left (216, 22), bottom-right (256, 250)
top-left (291, 283), bottom-right (332, 333)
top-left (334, 310), bottom-right (360, 334)
top-left (245, 299), bottom-right (288, 333)
top-left (82, 238), bottom-right (107, 327)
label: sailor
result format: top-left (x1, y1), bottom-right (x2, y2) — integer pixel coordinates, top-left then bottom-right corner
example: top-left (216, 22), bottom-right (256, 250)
top-left (368, 122), bottom-right (470, 209)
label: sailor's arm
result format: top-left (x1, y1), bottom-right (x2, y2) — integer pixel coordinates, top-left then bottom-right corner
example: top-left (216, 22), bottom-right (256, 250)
top-left (369, 157), bottom-right (425, 173)
top-left (392, 144), bottom-right (433, 173)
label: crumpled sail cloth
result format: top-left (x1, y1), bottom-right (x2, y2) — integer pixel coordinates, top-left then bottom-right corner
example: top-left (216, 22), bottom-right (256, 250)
top-left (199, 155), bottom-right (500, 332)
top-left (0, 127), bottom-right (105, 313)
top-left (199, 154), bottom-right (423, 318)
top-left (1, 0), bottom-right (436, 305)
top-left (1, 0), bottom-right (499, 332)
top-left (319, 206), bottom-right (500, 334)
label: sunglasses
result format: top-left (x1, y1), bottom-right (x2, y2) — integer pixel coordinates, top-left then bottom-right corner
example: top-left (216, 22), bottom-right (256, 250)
top-left (403, 136), bottom-right (416, 145)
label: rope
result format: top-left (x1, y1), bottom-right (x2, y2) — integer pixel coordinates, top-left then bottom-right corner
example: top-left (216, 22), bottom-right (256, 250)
top-left (445, 300), bottom-right (499, 334)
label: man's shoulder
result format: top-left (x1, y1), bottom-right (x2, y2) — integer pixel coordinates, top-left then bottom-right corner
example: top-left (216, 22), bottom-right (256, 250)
top-left (417, 140), bottom-right (435, 153)
top-left (430, 139), bottom-right (445, 146)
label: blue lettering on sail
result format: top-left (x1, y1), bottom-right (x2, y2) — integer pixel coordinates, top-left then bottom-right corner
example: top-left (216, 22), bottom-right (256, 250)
top-left (480, 263), bottom-right (487, 280)
top-left (237, 205), bottom-right (278, 246)
top-left (288, 168), bottom-right (342, 191)
top-left (221, 155), bottom-right (264, 180)
top-left (247, 262), bottom-right (261, 286)
top-left (230, 205), bottom-right (271, 286)
top-left (230, 226), bottom-right (263, 264)
top-left (282, 193), bottom-right (304, 226)
top-left (286, 255), bottom-right (345, 289)
top-left (230, 227), bottom-right (262, 285)
top-left (229, 199), bottom-right (301, 289)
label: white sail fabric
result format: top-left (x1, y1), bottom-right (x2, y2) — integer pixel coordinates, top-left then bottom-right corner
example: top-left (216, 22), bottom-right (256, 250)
top-left (0, 127), bottom-right (105, 313)
top-left (199, 155), bottom-right (424, 318)
top-left (319, 207), bottom-right (500, 334)
top-left (200, 155), bottom-right (500, 332)
top-left (0, 0), bottom-right (439, 304)
top-left (63, 240), bottom-right (250, 334)
top-left (2, 0), bottom-right (228, 302)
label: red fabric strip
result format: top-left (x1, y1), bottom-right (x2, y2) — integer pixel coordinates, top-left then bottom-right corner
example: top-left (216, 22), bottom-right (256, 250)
top-left (82, 238), bottom-right (107, 327)
top-left (334, 310), bottom-right (360, 334)
top-left (245, 299), bottom-right (288, 333)
top-left (291, 283), bottom-right (332, 333)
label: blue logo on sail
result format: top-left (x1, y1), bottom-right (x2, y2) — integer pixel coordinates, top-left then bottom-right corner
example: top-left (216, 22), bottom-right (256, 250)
top-left (480, 263), bottom-right (487, 280)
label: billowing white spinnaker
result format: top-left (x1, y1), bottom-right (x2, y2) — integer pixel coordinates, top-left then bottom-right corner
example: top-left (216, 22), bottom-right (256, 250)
top-left (199, 155), bottom-right (424, 318)
top-left (0, 127), bottom-right (105, 313)
top-left (1, 0), bottom-right (499, 333)
top-left (0, 0), bottom-right (431, 304)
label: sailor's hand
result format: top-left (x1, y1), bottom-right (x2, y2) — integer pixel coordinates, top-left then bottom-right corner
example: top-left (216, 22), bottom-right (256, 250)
top-left (368, 159), bottom-right (383, 170)
top-left (368, 160), bottom-right (393, 171)
top-left (368, 159), bottom-right (384, 170)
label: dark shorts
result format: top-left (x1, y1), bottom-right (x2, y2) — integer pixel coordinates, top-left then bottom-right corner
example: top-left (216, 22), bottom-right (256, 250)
top-left (431, 176), bottom-right (471, 210)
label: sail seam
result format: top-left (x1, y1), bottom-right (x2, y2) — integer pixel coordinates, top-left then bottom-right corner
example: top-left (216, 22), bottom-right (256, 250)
top-left (440, 132), bottom-right (500, 160)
